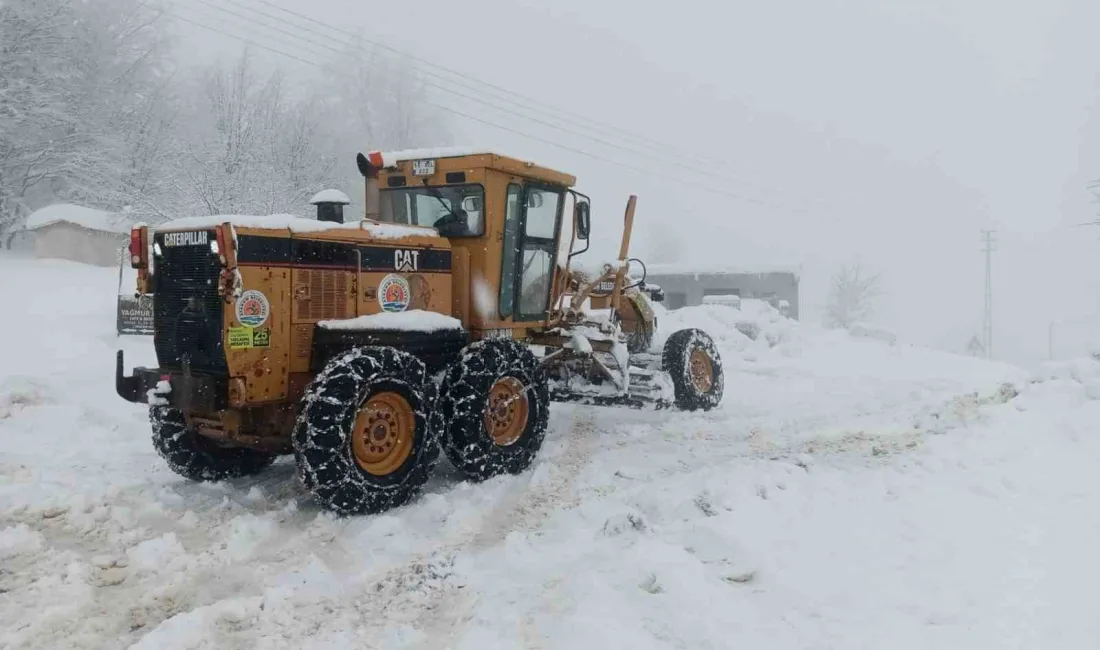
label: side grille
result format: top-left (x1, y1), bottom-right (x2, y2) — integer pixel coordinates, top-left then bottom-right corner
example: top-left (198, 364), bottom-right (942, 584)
top-left (293, 269), bottom-right (351, 322)
top-left (152, 231), bottom-right (226, 373)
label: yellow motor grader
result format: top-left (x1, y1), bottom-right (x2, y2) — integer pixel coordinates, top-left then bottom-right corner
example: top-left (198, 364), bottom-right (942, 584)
top-left (117, 149), bottom-right (724, 515)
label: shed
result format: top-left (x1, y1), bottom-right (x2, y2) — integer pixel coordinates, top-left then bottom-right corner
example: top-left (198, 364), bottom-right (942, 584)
top-left (645, 262), bottom-right (801, 320)
top-left (24, 204), bottom-right (132, 266)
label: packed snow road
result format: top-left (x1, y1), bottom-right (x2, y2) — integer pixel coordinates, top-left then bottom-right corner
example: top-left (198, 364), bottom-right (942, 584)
top-left (2, 255), bottom-right (1099, 649)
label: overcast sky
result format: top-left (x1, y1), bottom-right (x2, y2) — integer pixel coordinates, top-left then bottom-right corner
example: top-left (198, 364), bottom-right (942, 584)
top-left (172, 0), bottom-right (1100, 365)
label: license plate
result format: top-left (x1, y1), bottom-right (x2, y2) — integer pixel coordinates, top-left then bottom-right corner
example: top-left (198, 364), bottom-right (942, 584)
top-left (411, 159), bottom-right (435, 176)
top-left (596, 281), bottom-right (615, 292)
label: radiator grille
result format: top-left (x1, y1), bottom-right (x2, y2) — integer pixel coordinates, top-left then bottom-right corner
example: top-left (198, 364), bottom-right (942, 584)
top-left (152, 231), bottom-right (226, 373)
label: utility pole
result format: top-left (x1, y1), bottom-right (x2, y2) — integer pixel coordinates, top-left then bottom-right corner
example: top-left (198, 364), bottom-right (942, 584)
top-left (981, 229), bottom-right (996, 360)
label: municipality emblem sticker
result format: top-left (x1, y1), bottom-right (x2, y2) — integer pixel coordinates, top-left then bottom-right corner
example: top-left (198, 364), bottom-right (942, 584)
top-left (379, 274), bottom-right (411, 312)
top-left (235, 289), bottom-right (270, 327)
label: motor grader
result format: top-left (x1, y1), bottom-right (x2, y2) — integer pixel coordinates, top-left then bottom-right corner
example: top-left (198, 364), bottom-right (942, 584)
top-left (117, 148), bottom-right (724, 515)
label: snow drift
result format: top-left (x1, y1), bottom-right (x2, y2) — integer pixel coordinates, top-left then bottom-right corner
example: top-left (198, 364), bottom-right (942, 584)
top-left (2, 255), bottom-right (1097, 650)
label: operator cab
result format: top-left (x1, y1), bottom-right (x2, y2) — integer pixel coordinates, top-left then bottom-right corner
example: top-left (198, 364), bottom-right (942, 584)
top-left (360, 149), bottom-right (591, 326)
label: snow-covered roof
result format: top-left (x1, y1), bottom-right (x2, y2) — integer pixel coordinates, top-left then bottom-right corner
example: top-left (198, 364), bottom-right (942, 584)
top-left (310, 189), bottom-right (351, 205)
top-left (318, 310), bottom-right (463, 332)
top-left (374, 147), bottom-right (497, 168)
top-left (156, 214), bottom-right (438, 240)
top-left (24, 204), bottom-right (132, 235)
top-left (645, 261), bottom-right (801, 278)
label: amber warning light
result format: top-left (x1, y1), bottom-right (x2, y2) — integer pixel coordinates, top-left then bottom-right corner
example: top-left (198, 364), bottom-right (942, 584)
top-left (129, 226), bottom-right (148, 269)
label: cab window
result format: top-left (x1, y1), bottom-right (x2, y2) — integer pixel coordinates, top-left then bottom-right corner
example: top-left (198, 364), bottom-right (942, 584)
top-left (378, 185), bottom-right (484, 237)
top-left (515, 185), bottom-right (563, 320)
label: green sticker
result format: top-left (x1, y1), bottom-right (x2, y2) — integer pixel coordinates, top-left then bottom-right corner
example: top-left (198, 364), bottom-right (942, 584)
top-left (252, 328), bottom-right (271, 348)
top-left (228, 327), bottom-right (253, 349)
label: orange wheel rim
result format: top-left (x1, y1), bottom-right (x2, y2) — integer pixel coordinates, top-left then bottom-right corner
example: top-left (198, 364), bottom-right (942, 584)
top-left (351, 392), bottom-right (415, 475)
top-left (484, 377), bottom-right (529, 446)
top-left (689, 348), bottom-right (714, 393)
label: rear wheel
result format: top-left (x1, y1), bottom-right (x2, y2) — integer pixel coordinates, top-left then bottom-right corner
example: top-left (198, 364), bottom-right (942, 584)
top-left (151, 407), bottom-right (276, 481)
top-left (292, 347), bottom-right (440, 516)
top-left (663, 328), bottom-right (724, 411)
top-left (437, 339), bottom-right (550, 481)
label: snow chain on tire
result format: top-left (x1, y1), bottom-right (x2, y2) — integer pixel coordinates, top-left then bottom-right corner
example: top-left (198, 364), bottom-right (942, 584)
top-left (437, 338), bottom-right (550, 481)
top-left (662, 328), bottom-right (724, 411)
top-left (151, 407), bottom-right (276, 481)
top-left (292, 346), bottom-right (440, 516)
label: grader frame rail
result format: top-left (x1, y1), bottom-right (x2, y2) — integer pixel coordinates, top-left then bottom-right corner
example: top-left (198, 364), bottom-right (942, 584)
top-left (116, 148), bottom-right (724, 515)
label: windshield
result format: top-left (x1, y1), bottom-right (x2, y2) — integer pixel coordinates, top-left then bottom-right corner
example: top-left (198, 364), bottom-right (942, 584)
top-left (378, 184), bottom-right (484, 237)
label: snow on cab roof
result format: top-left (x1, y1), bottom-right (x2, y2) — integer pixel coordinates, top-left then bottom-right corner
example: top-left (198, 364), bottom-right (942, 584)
top-left (374, 147), bottom-right (498, 168)
top-left (156, 214), bottom-right (437, 240)
top-left (24, 204), bottom-right (132, 235)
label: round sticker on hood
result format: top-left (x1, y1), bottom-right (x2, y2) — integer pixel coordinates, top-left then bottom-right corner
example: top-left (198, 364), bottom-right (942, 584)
top-left (236, 290), bottom-right (270, 327)
top-left (379, 274), bottom-right (411, 312)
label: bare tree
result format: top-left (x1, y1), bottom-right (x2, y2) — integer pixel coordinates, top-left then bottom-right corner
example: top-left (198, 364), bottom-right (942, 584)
top-left (825, 261), bottom-right (881, 328)
top-left (0, 0), bottom-right (171, 242)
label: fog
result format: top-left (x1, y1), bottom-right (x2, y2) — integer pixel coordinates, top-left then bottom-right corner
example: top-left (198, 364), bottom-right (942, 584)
top-left (58, 0), bottom-right (1100, 363)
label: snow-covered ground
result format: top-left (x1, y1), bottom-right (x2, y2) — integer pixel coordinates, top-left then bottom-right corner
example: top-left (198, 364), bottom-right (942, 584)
top-left (2, 255), bottom-right (1099, 649)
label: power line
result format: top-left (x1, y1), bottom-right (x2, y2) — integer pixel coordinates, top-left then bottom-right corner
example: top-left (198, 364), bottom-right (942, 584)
top-left (183, 0), bottom-right (826, 211)
top-left (172, 13), bottom-right (322, 67)
top-left (252, 0), bottom-right (841, 211)
top-left (170, 9), bottom-right (829, 218)
top-left (253, 0), bottom-right (727, 165)
top-left (190, 0), bottom-right (337, 60)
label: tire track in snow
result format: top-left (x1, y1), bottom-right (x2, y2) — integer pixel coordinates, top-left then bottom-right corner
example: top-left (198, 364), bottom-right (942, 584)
top-left (401, 407), bottom-right (598, 648)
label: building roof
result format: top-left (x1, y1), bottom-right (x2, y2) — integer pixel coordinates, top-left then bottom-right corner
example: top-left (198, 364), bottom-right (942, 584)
top-left (24, 204), bottom-right (131, 235)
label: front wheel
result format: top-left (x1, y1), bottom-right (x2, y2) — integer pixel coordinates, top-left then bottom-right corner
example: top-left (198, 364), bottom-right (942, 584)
top-left (437, 339), bottom-right (550, 481)
top-left (292, 347), bottom-right (440, 516)
top-left (662, 328), bottom-right (724, 411)
top-left (151, 407), bottom-right (276, 481)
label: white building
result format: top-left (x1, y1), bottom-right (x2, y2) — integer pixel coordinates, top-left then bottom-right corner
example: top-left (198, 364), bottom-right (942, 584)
top-left (24, 204), bottom-right (132, 266)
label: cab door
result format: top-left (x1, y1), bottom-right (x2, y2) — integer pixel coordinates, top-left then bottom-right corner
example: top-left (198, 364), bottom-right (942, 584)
top-left (512, 184), bottom-right (563, 322)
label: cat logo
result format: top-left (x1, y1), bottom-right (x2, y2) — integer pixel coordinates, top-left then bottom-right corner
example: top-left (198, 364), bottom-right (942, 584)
top-left (394, 249), bottom-right (420, 272)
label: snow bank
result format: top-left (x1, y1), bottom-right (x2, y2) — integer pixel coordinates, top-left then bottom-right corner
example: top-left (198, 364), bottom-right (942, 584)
top-left (23, 204), bottom-right (131, 234)
top-left (847, 322), bottom-right (898, 345)
top-left (318, 310), bottom-right (463, 332)
top-left (6, 255), bottom-right (1094, 650)
top-left (156, 214), bottom-right (437, 240)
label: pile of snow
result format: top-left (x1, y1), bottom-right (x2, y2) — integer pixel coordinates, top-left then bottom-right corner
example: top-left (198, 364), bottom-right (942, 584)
top-left (6, 255), bottom-right (1100, 649)
top-left (318, 310), bottom-right (463, 332)
top-left (653, 298), bottom-right (797, 351)
top-left (847, 321), bottom-right (898, 345)
top-left (156, 214), bottom-right (437, 240)
top-left (23, 204), bottom-right (132, 235)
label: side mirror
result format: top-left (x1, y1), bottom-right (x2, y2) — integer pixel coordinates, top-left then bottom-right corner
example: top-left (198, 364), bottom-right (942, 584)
top-left (461, 196), bottom-right (482, 212)
top-left (575, 202), bottom-right (591, 240)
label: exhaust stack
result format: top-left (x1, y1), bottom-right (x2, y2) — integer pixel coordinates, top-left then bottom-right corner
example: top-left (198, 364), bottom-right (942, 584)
top-left (310, 189), bottom-right (351, 223)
